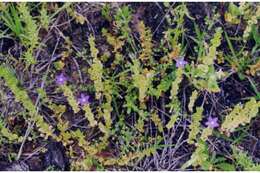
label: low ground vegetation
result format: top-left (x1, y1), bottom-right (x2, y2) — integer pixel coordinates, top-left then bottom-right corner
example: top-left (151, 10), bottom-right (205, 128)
top-left (0, 2), bottom-right (259, 171)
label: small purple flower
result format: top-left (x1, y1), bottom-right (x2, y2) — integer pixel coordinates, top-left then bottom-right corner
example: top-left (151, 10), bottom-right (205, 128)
top-left (176, 57), bottom-right (188, 68)
top-left (78, 94), bottom-right (90, 106)
top-left (56, 73), bottom-right (67, 85)
top-left (205, 117), bottom-right (219, 128)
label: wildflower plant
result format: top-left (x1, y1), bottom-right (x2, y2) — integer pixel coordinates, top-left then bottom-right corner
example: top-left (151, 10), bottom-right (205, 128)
top-left (175, 57), bottom-right (188, 68)
top-left (78, 94), bottom-right (90, 106)
top-left (205, 117), bottom-right (219, 129)
top-left (56, 73), bottom-right (67, 86)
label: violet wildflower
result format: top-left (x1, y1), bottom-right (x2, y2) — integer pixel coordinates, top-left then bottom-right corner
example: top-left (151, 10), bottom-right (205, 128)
top-left (78, 94), bottom-right (90, 106)
top-left (56, 73), bottom-right (67, 85)
top-left (205, 117), bottom-right (219, 128)
top-left (176, 57), bottom-right (188, 68)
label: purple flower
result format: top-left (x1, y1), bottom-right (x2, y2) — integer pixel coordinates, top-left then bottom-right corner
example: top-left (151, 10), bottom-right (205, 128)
top-left (205, 117), bottom-right (219, 128)
top-left (56, 73), bottom-right (67, 85)
top-left (78, 94), bottom-right (90, 106)
top-left (176, 57), bottom-right (188, 68)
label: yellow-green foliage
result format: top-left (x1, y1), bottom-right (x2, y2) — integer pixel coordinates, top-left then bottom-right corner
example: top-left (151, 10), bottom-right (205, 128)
top-left (200, 127), bottom-right (213, 141)
top-left (37, 87), bottom-right (52, 106)
top-left (98, 145), bottom-right (157, 166)
top-left (132, 59), bottom-right (154, 106)
top-left (182, 140), bottom-right (212, 170)
top-left (102, 29), bottom-right (125, 67)
top-left (138, 21), bottom-right (153, 63)
top-left (187, 107), bottom-right (203, 144)
top-left (103, 105), bottom-right (112, 126)
top-left (169, 69), bottom-right (182, 111)
top-left (192, 28), bottom-right (223, 93)
top-left (0, 3), bottom-right (6, 11)
top-left (183, 126), bottom-right (214, 170)
top-left (114, 6), bottom-right (132, 39)
top-left (71, 156), bottom-right (94, 171)
top-left (224, 3), bottom-right (260, 41)
top-left (67, 128), bottom-right (99, 157)
top-left (17, 2), bottom-right (38, 46)
top-left (98, 122), bottom-right (109, 136)
top-left (89, 35), bottom-right (98, 59)
top-left (88, 35), bottom-right (104, 99)
top-left (170, 68), bottom-right (183, 101)
top-left (83, 105), bottom-right (97, 127)
top-left (56, 123), bottom-right (72, 146)
top-left (67, 6), bottom-right (86, 25)
top-left (136, 110), bottom-right (147, 133)
top-left (188, 90), bottom-right (198, 112)
top-left (242, 5), bottom-right (260, 39)
top-left (69, 128), bottom-right (108, 160)
top-left (151, 112), bottom-right (163, 133)
top-left (221, 98), bottom-right (260, 135)
top-left (0, 119), bottom-right (21, 142)
top-left (232, 145), bottom-right (260, 171)
top-left (60, 85), bottom-right (80, 113)
top-left (40, 3), bottom-right (50, 30)
top-left (34, 113), bottom-right (55, 139)
top-left (102, 80), bottom-right (113, 130)
top-left (17, 3), bottom-right (39, 65)
top-left (202, 27), bottom-right (222, 66)
top-left (224, 3), bottom-right (241, 24)
top-left (167, 68), bottom-right (183, 124)
top-left (167, 4), bottom-right (188, 49)
top-left (69, 130), bottom-right (99, 168)
top-left (152, 69), bottom-right (175, 98)
top-left (165, 68), bottom-right (184, 129)
top-left (0, 67), bottom-right (34, 113)
top-left (71, 129), bottom-right (88, 148)
top-left (50, 104), bottom-right (73, 146)
top-left (102, 28), bottom-right (125, 52)
top-left (0, 65), bottom-right (54, 139)
top-left (95, 134), bottom-right (110, 153)
top-left (166, 114), bottom-right (179, 130)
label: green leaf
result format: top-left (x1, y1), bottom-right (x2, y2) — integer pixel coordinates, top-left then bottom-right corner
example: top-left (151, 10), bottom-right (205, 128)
top-left (216, 163), bottom-right (236, 171)
top-left (252, 25), bottom-right (260, 45)
top-left (228, 3), bottom-right (241, 16)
